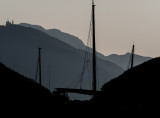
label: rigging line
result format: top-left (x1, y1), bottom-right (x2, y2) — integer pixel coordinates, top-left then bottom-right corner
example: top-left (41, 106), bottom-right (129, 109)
top-left (127, 54), bottom-right (131, 70)
top-left (79, 40), bottom-right (92, 88)
top-left (71, 78), bottom-right (80, 89)
top-left (66, 7), bottom-right (93, 90)
top-left (88, 39), bottom-right (94, 89)
top-left (79, 74), bottom-right (85, 89)
top-left (78, 18), bottom-right (92, 88)
top-left (87, 51), bottom-right (93, 89)
top-left (67, 44), bottom-right (89, 88)
top-left (69, 57), bottom-right (88, 89)
top-left (77, 11), bottom-right (93, 89)
top-left (86, 27), bottom-right (93, 89)
top-left (68, 73), bottom-right (82, 88)
top-left (79, 48), bottom-right (91, 88)
top-left (86, 57), bottom-right (92, 88)
top-left (87, 43), bottom-right (93, 89)
top-left (76, 73), bottom-right (86, 88)
top-left (74, 79), bottom-right (82, 89)
top-left (85, 6), bottom-right (93, 78)
top-left (69, 61), bottom-right (88, 89)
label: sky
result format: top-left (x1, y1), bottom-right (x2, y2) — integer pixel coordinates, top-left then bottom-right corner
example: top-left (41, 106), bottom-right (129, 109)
top-left (0, 0), bottom-right (160, 58)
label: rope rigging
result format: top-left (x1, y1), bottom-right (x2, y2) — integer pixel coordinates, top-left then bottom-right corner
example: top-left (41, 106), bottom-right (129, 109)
top-left (67, 0), bottom-right (100, 92)
top-left (67, 9), bottom-right (97, 90)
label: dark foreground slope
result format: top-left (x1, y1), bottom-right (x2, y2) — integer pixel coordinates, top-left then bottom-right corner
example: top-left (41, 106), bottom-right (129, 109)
top-left (0, 62), bottom-right (101, 115)
top-left (3, 58), bottom-right (158, 115)
top-left (94, 57), bottom-right (160, 112)
top-left (0, 62), bottom-right (94, 112)
top-left (0, 62), bottom-right (56, 108)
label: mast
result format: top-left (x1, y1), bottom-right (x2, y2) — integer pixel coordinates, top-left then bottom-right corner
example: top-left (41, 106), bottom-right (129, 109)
top-left (38, 48), bottom-right (42, 85)
top-left (130, 44), bottom-right (135, 68)
top-left (53, 1), bottom-right (100, 97)
top-left (49, 64), bottom-right (51, 91)
top-left (92, 0), bottom-right (97, 92)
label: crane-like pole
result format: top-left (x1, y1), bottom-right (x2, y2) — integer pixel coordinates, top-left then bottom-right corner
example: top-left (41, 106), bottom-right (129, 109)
top-left (92, 0), bottom-right (97, 92)
top-left (38, 48), bottom-right (42, 85)
top-left (130, 44), bottom-right (135, 68)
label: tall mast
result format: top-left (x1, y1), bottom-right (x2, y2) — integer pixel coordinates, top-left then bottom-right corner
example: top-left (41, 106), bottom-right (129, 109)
top-left (49, 64), bottom-right (51, 91)
top-left (38, 48), bottom-right (42, 85)
top-left (130, 44), bottom-right (135, 68)
top-left (92, 0), bottom-right (97, 92)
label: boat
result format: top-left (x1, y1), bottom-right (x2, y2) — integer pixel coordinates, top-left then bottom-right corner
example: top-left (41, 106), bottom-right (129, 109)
top-left (53, 0), bottom-right (101, 98)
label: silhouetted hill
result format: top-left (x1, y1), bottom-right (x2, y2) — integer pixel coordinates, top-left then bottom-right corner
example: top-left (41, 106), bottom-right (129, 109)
top-left (0, 24), bottom-right (124, 100)
top-left (19, 23), bottom-right (86, 50)
top-left (94, 57), bottom-right (160, 112)
top-left (0, 62), bottom-right (86, 114)
top-left (105, 53), bottom-right (152, 70)
top-left (18, 23), bottom-right (126, 63)
top-left (0, 62), bottom-right (55, 108)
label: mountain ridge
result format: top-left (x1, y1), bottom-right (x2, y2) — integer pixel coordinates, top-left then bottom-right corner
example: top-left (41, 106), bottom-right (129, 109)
top-left (19, 23), bottom-right (86, 50)
top-left (0, 24), bottom-right (124, 100)
top-left (19, 23), bottom-right (151, 70)
top-left (105, 52), bottom-right (152, 70)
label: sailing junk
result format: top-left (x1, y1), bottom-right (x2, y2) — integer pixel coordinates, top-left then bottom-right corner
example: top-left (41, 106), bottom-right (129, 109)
top-left (53, 1), bottom-right (100, 98)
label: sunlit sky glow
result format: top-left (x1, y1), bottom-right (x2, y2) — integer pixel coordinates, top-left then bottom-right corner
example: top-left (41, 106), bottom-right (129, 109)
top-left (1, 0), bottom-right (160, 57)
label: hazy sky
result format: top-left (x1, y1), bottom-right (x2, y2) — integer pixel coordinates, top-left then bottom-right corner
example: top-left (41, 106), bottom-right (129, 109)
top-left (1, 0), bottom-right (160, 57)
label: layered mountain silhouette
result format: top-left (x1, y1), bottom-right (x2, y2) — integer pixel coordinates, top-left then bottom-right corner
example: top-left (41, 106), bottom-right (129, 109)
top-left (93, 57), bottom-right (160, 112)
top-left (19, 23), bottom-right (151, 70)
top-left (1, 23), bottom-right (159, 115)
top-left (105, 53), bottom-right (152, 70)
top-left (0, 23), bottom-right (124, 100)
top-left (19, 23), bottom-right (86, 50)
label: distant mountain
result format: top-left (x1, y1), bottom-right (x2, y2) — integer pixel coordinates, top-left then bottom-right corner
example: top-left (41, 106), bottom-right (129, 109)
top-left (94, 57), bottom-right (160, 111)
top-left (20, 23), bottom-right (145, 66)
top-left (18, 23), bottom-right (113, 62)
top-left (0, 24), bottom-right (124, 100)
top-left (19, 23), bottom-right (86, 50)
top-left (105, 53), bottom-right (152, 70)
top-left (19, 23), bottom-right (152, 70)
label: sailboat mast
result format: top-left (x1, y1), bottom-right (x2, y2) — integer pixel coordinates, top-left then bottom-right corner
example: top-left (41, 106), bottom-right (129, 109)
top-left (38, 48), bottom-right (42, 85)
top-left (131, 44), bottom-right (135, 68)
top-left (92, 0), bottom-right (97, 92)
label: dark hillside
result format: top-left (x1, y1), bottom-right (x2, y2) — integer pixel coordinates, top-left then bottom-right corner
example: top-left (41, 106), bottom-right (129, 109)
top-left (94, 57), bottom-right (160, 112)
top-left (0, 62), bottom-right (54, 108)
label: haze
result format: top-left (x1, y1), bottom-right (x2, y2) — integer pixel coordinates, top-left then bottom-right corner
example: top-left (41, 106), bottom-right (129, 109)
top-left (1, 0), bottom-right (160, 57)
